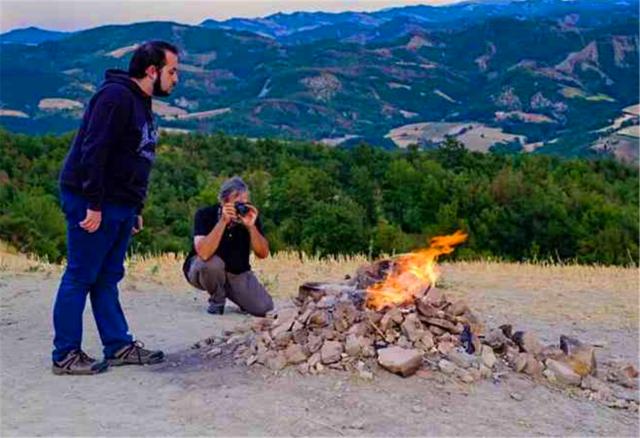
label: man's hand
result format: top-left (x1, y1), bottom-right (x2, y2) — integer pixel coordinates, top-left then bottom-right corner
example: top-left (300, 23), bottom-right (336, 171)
top-left (220, 203), bottom-right (237, 225)
top-left (79, 209), bottom-right (102, 233)
top-left (132, 215), bottom-right (143, 235)
top-left (240, 204), bottom-right (258, 228)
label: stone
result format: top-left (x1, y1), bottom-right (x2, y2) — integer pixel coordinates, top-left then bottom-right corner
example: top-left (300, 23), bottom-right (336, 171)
top-left (206, 347), bottom-right (222, 358)
top-left (543, 368), bottom-right (556, 382)
top-left (420, 317), bottom-right (460, 334)
top-left (479, 364), bottom-right (492, 379)
top-left (523, 355), bottom-right (543, 376)
top-left (271, 308), bottom-right (298, 338)
top-left (437, 341), bottom-right (455, 356)
top-left (306, 334), bottom-right (323, 353)
top-left (333, 302), bottom-right (358, 332)
top-left (284, 343), bottom-right (308, 364)
top-left (273, 331), bottom-right (293, 348)
top-left (449, 299), bottom-right (469, 316)
top-left (380, 307), bottom-right (403, 331)
top-left (265, 351), bottom-right (287, 371)
top-left (308, 310), bottom-right (331, 328)
top-left (316, 295), bottom-right (337, 309)
top-left (513, 353), bottom-right (528, 373)
top-left (429, 326), bottom-right (446, 336)
top-left (481, 345), bottom-right (497, 368)
top-left (320, 340), bottom-right (343, 364)
top-left (401, 313), bottom-right (426, 342)
top-left (559, 336), bottom-right (597, 377)
top-left (296, 362), bottom-right (310, 375)
top-left (415, 331), bottom-right (435, 351)
top-left (438, 359), bottom-right (456, 375)
top-left (545, 359), bottom-right (582, 386)
top-left (447, 350), bottom-right (476, 369)
top-left (510, 392), bottom-right (524, 401)
top-left (484, 329), bottom-right (509, 351)
top-left (377, 347), bottom-right (423, 377)
top-left (424, 287), bottom-right (446, 306)
top-left (416, 298), bottom-right (438, 318)
top-left (513, 331), bottom-right (543, 356)
top-left (307, 352), bottom-right (321, 368)
top-left (607, 363), bottom-right (639, 389)
top-left (459, 371), bottom-right (475, 384)
top-left (347, 322), bottom-right (369, 337)
top-left (581, 375), bottom-right (614, 399)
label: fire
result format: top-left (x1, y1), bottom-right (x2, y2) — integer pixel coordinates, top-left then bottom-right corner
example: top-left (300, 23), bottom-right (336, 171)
top-left (366, 230), bottom-right (468, 310)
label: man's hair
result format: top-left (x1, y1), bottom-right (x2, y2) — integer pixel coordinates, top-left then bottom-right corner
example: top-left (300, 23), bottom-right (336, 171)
top-left (219, 176), bottom-right (248, 202)
top-left (128, 40), bottom-right (179, 79)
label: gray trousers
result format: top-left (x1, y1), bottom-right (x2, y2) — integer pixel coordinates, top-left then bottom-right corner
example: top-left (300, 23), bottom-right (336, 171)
top-left (187, 255), bottom-right (274, 317)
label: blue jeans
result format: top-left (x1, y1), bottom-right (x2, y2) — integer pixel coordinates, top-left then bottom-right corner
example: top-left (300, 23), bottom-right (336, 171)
top-left (52, 189), bottom-right (135, 362)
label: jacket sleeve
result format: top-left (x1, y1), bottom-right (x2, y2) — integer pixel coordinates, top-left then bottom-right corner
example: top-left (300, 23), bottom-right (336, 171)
top-left (79, 92), bottom-right (130, 211)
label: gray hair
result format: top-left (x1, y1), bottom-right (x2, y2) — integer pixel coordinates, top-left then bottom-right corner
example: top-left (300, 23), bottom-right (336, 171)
top-left (218, 176), bottom-right (248, 202)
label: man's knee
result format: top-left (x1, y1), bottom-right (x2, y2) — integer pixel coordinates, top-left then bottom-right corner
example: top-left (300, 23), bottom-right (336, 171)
top-left (248, 293), bottom-right (274, 317)
top-left (191, 255), bottom-right (226, 284)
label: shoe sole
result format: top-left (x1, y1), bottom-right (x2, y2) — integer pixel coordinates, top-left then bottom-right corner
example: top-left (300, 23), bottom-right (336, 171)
top-left (52, 361), bottom-right (109, 375)
top-left (107, 353), bottom-right (165, 367)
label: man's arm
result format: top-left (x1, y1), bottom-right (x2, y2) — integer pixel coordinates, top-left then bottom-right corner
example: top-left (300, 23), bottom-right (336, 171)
top-left (194, 203), bottom-right (236, 260)
top-left (248, 224), bottom-right (269, 259)
top-left (194, 220), bottom-right (226, 261)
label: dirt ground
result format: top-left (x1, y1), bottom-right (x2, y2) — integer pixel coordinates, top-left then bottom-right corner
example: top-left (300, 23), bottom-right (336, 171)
top-left (1, 256), bottom-right (639, 436)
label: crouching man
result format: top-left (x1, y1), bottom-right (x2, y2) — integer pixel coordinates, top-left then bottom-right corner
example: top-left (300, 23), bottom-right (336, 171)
top-left (183, 176), bottom-right (274, 316)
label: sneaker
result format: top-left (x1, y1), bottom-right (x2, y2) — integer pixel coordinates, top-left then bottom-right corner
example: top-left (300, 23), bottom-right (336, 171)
top-left (52, 350), bottom-right (109, 375)
top-left (207, 302), bottom-right (225, 315)
top-left (107, 341), bottom-right (165, 366)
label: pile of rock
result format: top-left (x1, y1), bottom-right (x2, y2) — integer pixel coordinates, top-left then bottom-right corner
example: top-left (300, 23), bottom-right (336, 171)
top-left (193, 260), bottom-right (638, 410)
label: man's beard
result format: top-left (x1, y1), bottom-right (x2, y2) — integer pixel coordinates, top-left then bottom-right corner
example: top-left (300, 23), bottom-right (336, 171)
top-left (153, 74), bottom-right (170, 97)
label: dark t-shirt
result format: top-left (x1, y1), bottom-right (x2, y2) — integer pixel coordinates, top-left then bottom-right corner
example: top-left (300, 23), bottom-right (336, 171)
top-left (182, 204), bottom-right (263, 277)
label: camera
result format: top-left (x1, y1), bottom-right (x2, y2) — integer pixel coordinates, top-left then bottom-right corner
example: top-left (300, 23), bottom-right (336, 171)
top-left (235, 202), bottom-right (250, 217)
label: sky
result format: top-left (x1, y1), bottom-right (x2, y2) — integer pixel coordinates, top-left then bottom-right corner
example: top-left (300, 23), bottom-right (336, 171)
top-left (0, 0), bottom-right (465, 32)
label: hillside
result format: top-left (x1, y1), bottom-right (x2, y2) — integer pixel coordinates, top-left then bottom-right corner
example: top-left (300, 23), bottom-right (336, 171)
top-left (0, 0), bottom-right (638, 159)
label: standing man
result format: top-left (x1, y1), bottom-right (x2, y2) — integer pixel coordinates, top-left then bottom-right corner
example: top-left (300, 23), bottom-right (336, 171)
top-left (183, 177), bottom-right (274, 316)
top-left (52, 41), bottom-right (179, 375)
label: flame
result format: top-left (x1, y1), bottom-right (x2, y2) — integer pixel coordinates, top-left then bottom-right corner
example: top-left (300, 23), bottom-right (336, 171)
top-left (366, 230), bottom-right (468, 310)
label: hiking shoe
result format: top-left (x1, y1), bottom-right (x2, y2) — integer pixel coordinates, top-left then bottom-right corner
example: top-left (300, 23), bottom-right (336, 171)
top-left (52, 350), bottom-right (109, 375)
top-left (107, 341), bottom-right (165, 366)
top-left (207, 302), bottom-right (225, 315)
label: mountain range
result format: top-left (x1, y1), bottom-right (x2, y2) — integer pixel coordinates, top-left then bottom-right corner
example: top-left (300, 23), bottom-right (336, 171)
top-left (0, 0), bottom-right (638, 159)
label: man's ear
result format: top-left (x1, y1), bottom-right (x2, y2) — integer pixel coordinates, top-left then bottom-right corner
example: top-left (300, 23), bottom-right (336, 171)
top-left (145, 65), bottom-right (158, 80)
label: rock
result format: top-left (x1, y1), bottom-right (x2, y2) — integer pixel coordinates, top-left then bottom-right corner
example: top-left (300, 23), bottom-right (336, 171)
top-left (424, 287), bottom-right (446, 306)
top-left (513, 353), bottom-right (528, 373)
top-left (380, 307), bottom-right (403, 331)
top-left (420, 317), bottom-right (461, 334)
top-left (449, 299), bottom-right (469, 316)
top-left (447, 350), bottom-right (476, 369)
top-left (560, 335), bottom-right (597, 377)
top-left (273, 331), bottom-right (293, 348)
top-left (316, 295), bottom-right (337, 309)
top-left (416, 297), bottom-right (438, 318)
top-left (296, 362), bottom-right (310, 375)
top-left (347, 322), bottom-right (369, 337)
top-left (545, 359), bottom-right (581, 386)
top-left (513, 331), bottom-right (543, 356)
top-left (349, 420), bottom-right (365, 430)
top-left (481, 345), bottom-right (497, 368)
top-left (484, 329), bottom-right (509, 351)
top-left (499, 324), bottom-right (513, 338)
top-left (359, 370), bottom-right (374, 380)
top-left (438, 359), bottom-right (456, 375)
top-left (581, 375), bottom-right (614, 399)
top-left (415, 331), bottom-right (435, 351)
top-left (401, 313), bottom-right (426, 342)
top-left (308, 310), bottom-right (331, 328)
top-left (510, 392), bottom-right (524, 401)
top-left (412, 405), bottom-right (424, 413)
top-left (306, 334), bottom-right (323, 353)
top-left (377, 347), bottom-right (423, 377)
top-left (523, 355), bottom-right (543, 376)
top-left (307, 352), bottom-right (321, 368)
top-left (271, 308), bottom-right (298, 338)
top-left (540, 345), bottom-right (565, 361)
top-left (284, 343), bottom-right (308, 364)
top-left (320, 340), bottom-right (343, 364)
top-left (333, 302), bottom-right (358, 332)
top-left (345, 335), bottom-right (372, 358)
top-left (429, 326), bottom-right (446, 336)
top-left (437, 341), bottom-right (455, 356)
top-left (206, 347), bottom-right (222, 358)
top-left (479, 364), bottom-right (492, 379)
top-left (265, 352), bottom-right (287, 371)
top-left (543, 368), bottom-right (556, 382)
top-left (459, 371), bottom-right (475, 384)
top-left (607, 363), bottom-right (639, 389)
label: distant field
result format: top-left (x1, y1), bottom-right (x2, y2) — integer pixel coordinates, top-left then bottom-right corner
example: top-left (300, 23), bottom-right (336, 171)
top-left (385, 121), bottom-right (525, 151)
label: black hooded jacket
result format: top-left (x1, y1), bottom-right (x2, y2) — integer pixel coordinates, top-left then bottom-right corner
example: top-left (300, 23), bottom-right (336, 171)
top-left (59, 69), bottom-right (158, 212)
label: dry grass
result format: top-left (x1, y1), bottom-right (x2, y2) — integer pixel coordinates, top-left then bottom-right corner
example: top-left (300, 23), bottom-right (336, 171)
top-left (2, 244), bottom-right (637, 330)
